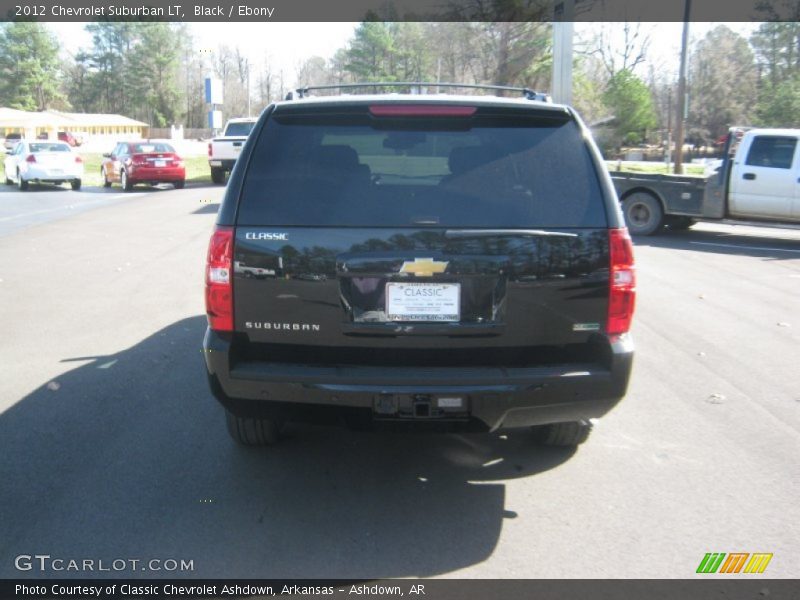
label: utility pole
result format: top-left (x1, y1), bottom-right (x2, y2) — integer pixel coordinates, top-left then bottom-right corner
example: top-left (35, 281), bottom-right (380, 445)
top-left (552, 0), bottom-right (575, 105)
top-left (247, 61), bottom-right (251, 117)
top-left (674, 0), bottom-right (691, 174)
top-left (666, 87), bottom-right (673, 169)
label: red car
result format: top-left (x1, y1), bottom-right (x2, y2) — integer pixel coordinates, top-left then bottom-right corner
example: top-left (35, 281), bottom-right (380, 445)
top-left (101, 141), bottom-right (186, 191)
top-left (58, 131), bottom-right (81, 146)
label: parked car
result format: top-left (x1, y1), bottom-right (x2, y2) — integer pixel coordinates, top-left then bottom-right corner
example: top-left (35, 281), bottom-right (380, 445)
top-left (3, 140), bottom-right (83, 190)
top-left (3, 133), bottom-right (22, 152)
top-left (101, 141), bottom-right (185, 191)
top-left (58, 131), bottom-right (81, 147)
top-left (203, 83), bottom-right (636, 448)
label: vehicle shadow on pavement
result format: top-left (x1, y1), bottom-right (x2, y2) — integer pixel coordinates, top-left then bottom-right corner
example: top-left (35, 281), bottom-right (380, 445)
top-left (0, 316), bottom-right (575, 579)
top-left (193, 203), bottom-right (220, 215)
top-left (632, 227), bottom-right (800, 260)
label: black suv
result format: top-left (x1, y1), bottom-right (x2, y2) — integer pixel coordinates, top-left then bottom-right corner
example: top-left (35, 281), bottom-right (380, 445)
top-left (203, 84), bottom-right (635, 447)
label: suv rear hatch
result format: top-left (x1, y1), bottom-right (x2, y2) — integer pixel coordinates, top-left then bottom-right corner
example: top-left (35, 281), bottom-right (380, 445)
top-left (230, 103), bottom-right (615, 367)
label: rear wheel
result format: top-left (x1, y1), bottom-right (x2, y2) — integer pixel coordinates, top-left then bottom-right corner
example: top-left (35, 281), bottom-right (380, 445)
top-left (17, 170), bottom-right (28, 191)
top-left (174, 180), bottom-right (185, 189)
top-left (622, 192), bottom-right (664, 236)
top-left (210, 167), bottom-right (225, 185)
top-left (101, 167), bottom-right (111, 188)
top-left (70, 179), bottom-right (81, 191)
top-left (532, 420), bottom-right (593, 447)
top-left (4, 174), bottom-right (11, 185)
top-left (121, 169), bottom-right (133, 192)
top-left (225, 410), bottom-right (280, 446)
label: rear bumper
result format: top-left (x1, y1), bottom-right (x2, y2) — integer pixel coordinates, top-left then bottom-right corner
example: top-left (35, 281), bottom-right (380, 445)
top-left (23, 167), bottom-right (82, 181)
top-left (128, 166), bottom-right (185, 182)
top-left (203, 329), bottom-right (634, 431)
top-left (209, 159), bottom-right (237, 170)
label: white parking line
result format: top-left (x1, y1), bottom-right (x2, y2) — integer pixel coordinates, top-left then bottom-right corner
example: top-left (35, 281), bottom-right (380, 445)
top-left (689, 241), bottom-right (800, 254)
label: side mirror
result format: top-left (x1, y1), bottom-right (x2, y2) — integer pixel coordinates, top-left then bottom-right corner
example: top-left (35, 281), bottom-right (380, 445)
top-left (102, 153), bottom-right (111, 158)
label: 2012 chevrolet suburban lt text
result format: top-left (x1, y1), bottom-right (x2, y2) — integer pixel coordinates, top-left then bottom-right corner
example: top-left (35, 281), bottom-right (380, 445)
top-left (203, 84), bottom-right (636, 448)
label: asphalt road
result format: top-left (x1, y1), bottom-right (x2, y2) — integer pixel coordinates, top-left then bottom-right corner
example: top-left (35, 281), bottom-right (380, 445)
top-left (0, 186), bottom-right (797, 579)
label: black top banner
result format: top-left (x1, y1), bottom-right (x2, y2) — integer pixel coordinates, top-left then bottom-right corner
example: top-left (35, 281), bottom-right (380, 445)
top-left (1, 0), bottom-right (799, 22)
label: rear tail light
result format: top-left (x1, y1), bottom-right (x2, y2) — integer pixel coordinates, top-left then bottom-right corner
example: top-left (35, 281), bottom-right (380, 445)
top-left (131, 155), bottom-right (147, 166)
top-left (25, 154), bottom-right (36, 163)
top-left (205, 226), bottom-right (234, 331)
top-left (369, 105), bottom-right (477, 117)
top-left (608, 228), bottom-right (636, 335)
top-left (74, 156), bottom-right (83, 163)
top-left (208, 143), bottom-right (212, 157)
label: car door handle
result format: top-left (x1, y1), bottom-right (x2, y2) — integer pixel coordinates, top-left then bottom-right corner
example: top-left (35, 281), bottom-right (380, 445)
top-left (743, 173), bottom-right (756, 180)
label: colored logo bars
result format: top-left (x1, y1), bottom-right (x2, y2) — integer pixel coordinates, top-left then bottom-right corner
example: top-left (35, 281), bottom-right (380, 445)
top-left (697, 553), bottom-right (773, 574)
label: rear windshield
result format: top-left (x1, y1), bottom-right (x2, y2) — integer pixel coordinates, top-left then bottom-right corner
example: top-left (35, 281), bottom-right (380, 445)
top-left (237, 108), bottom-right (608, 228)
top-left (225, 122), bottom-right (256, 136)
top-left (30, 143), bottom-right (71, 153)
top-left (131, 142), bottom-right (174, 153)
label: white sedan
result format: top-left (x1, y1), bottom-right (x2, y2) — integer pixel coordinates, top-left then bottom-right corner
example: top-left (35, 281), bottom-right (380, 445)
top-left (3, 140), bottom-right (84, 191)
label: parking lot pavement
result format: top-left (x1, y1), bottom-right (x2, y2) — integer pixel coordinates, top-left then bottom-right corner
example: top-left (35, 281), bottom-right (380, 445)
top-left (0, 193), bottom-right (797, 579)
top-left (0, 182), bottom-right (218, 238)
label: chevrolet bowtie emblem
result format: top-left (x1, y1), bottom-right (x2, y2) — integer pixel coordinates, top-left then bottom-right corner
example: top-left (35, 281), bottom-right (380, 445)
top-left (399, 258), bottom-right (449, 277)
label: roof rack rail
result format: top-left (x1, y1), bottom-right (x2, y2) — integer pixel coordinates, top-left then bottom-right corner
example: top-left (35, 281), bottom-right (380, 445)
top-left (285, 82), bottom-right (552, 102)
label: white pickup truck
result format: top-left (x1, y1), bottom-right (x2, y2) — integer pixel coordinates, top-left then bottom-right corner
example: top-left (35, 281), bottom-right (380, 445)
top-left (612, 128), bottom-right (800, 235)
top-left (208, 118), bottom-right (258, 184)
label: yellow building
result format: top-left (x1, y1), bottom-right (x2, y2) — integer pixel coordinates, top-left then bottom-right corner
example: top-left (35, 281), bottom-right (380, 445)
top-left (0, 107), bottom-right (148, 142)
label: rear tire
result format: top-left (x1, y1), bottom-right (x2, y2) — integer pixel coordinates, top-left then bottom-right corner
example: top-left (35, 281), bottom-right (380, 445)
top-left (174, 180), bottom-right (185, 189)
top-left (532, 420), bottom-right (593, 447)
top-left (210, 167), bottom-right (225, 185)
top-left (102, 167), bottom-right (111, 188)
top-left (4, 175), bottom-right (11, 185)
top-left (622, 192), bottom-right (664, 236)
top-left (225, 410), bottom-right (280, 446)
top-left (71, 179), bottom-right (81, 191)
top-left (17, 171), bottom-right (28, 191)
top-left (121, 169), bottom-right (133, 192)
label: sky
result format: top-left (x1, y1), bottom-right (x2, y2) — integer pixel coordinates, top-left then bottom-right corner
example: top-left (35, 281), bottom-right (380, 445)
top-left (51, 21), bottom-right (760, 90)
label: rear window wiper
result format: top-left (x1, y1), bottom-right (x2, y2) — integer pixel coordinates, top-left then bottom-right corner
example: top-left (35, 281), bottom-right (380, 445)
top-left (445, 229), bottom-right (578, 238)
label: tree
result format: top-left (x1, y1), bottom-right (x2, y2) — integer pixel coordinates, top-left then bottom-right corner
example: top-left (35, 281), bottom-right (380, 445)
top-left (751, 22), bottom-right (800, 89)
top-left (129, 23), bottom-right (184, 127)
top-left (344, 22), bottom-right (398, 81)
top-left (756, 75), bottom-right (800, 127)
top-left (590, 22), bottom-right (652, 78)
top-left (0, 22), bottom-right (67, 110)
top-left (69, 23), bottom-right (187, 126)
top-left (603, 69), bottom-right (657, 147)
top-left (688, 26), bottom-right (756, 143)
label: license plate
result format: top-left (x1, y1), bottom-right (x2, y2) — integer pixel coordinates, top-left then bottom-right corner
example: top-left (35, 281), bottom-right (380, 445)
top-left (210, 160), bottom-right (222, 166)
top-left (154, 160), bottom-right (166, 167)
top-left (385, 282), bottom-right (460, 322)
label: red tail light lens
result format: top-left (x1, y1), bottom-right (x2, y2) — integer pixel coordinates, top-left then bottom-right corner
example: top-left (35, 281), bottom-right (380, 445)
top-left (208, 142), bottom-right (212, 157)
top-left (205, 226), bottom-right (234, 331)
top-left (74, 155), bottom-right (83, 163)
top-left (608, 228), bottom-right (636, 335)
top-left (25, 154), bottom-right (36, 163)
